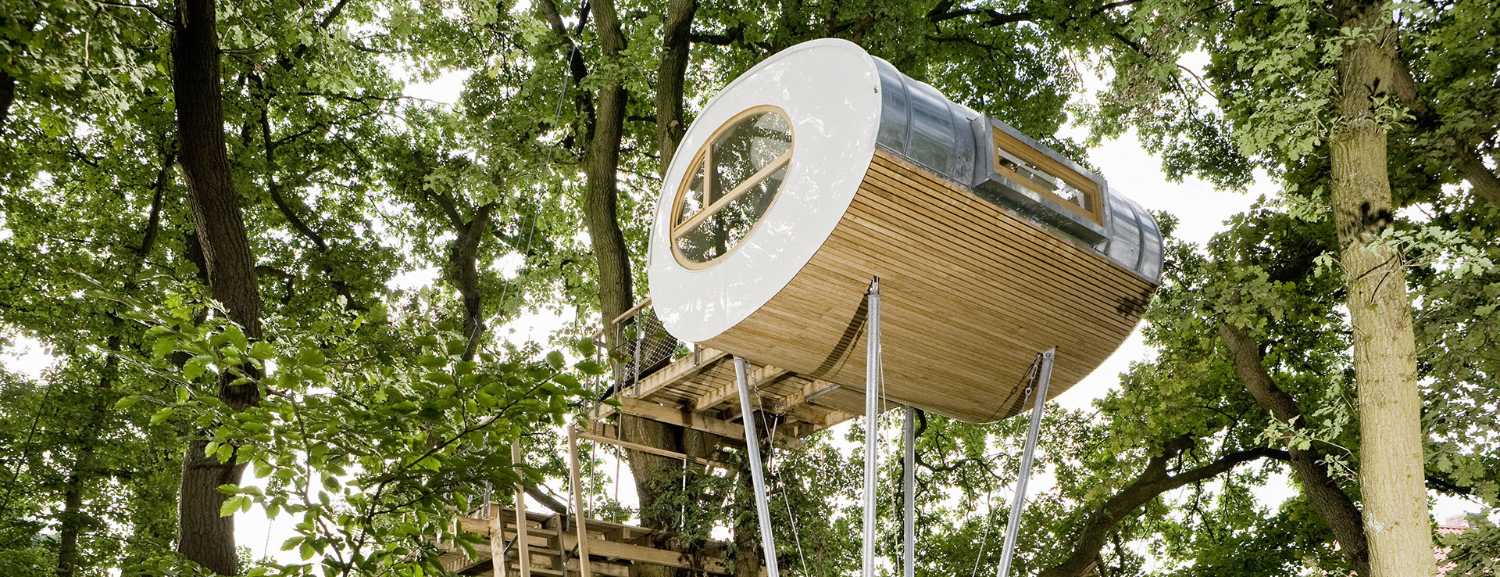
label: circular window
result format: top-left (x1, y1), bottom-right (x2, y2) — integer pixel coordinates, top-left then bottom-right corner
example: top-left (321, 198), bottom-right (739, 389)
top-left (671, 107), bottom-right (793, 266)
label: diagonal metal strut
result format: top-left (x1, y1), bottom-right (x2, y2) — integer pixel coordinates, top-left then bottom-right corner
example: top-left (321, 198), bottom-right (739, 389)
top-left (996, 348), bottom-right (1055, 577)
top-left (733, 356), bottom-right (782, 577)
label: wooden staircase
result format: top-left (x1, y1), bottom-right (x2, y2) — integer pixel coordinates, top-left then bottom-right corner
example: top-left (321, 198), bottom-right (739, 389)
top-left (438, 505), bottom-right (751, 577)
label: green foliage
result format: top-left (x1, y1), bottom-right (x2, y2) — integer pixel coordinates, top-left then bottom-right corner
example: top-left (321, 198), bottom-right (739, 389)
top-left (1441, 515), bottom-right (1500, 577)
top-left (4, 1), bottom-right (1498, 576)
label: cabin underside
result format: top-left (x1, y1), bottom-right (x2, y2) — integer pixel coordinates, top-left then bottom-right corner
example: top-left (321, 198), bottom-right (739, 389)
top-left (704, 150), bottom-right (1156, 422)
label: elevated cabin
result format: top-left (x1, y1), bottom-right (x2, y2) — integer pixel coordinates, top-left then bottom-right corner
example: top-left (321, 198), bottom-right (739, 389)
top-left (646, 39), bottom-right (1163, 423)
top-left (441, 39), bottom-right (1165, 577)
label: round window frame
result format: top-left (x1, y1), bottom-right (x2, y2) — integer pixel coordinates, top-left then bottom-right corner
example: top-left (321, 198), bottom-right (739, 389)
top-left (668, 105), bottom-right (796, 269)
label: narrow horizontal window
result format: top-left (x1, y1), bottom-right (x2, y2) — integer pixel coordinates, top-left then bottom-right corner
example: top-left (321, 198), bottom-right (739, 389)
top-left (992, 128), bottom-right (1101, 225)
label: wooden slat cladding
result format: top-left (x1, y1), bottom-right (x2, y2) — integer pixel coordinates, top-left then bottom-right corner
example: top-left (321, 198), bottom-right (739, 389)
top-left (704, 150), bottom-right (1154, 422)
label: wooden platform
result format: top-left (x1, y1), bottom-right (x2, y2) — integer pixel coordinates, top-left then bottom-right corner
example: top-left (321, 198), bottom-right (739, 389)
top-left (596, 151), bottom-right (1154, 431)
top-left (439, 505), bottom-right (753, 577)
top-left (701, 150), bottom-right (1157, 422)
top-left (592, 346), bottom-right (867, 441)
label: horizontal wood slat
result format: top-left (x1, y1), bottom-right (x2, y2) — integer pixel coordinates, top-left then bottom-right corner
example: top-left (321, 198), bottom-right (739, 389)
top-left (703, 150), bottom-right (1155, 421)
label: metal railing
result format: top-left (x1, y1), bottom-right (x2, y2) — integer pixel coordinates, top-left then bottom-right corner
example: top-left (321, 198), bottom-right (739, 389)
top-left (599, 299), bottom-right (682, 394)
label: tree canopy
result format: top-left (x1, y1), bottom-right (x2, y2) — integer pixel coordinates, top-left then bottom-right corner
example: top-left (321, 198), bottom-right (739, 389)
top-left (1, 1), bottom-right (1497, 576)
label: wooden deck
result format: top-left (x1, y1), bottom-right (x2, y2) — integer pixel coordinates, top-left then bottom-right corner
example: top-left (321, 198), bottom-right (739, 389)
top-left (591, 347), bottom-right (868, 441)
top-left (439, 505), bottom-right (754, 577)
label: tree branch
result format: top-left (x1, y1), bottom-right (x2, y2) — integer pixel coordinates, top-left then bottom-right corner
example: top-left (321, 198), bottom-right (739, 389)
top-left (926, 0), bottom-right (1031, 25)
top-left (1388, 49), bottom-right (1500, 207)
top-left (1219, 323), bottom-right (1371, 576)
top-left (1038, 439), bottom-right (1282, 577)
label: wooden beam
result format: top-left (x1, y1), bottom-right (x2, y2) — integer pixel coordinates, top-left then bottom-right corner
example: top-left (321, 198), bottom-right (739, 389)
top-left (566, 427), bottom-right (593, 577)
top-left (694, 365), bottom-right (790, 411)
top-left (511, 442), bottom-right (532, 577)
top-left (605, 397), bottom-right (745, 441)
top-left (629, 348), bottom-right (729, 399)
top-left (489, 505), bottom-right (506, 577)
top-left (575, 430), bottom-right (732, 470)
top-left (560, 534), bottom-right (737, 575)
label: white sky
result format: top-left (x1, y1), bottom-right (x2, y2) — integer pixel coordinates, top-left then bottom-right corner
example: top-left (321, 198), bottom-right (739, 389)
top-left (0, 50), bottom-right (1484, 570)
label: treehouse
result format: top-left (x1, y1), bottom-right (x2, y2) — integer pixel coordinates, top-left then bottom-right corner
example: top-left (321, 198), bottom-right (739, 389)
top-left (442, 39), bottom-right (1164, 577)
top-left (645, 38), bottom-right (1162, 422)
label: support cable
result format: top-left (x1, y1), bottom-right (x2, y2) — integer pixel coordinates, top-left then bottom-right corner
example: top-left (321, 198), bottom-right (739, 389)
top-left (968, 486), bottom-right (995, 577)
top-left (753, 388), bottom-right (810, 575)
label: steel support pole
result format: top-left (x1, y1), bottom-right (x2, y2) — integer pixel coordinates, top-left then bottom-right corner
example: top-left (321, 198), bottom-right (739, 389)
top-left (862, 278), bottom-right (882, 577)
top-left (902, 406), bottom-right (916, 577)
top-left (734, 356), bottom-right (782, 577)
top-left (996, 348), bottom-right (1055, 577)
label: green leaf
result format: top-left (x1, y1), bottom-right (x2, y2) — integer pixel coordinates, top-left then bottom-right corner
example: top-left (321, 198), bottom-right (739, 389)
top-left (219, 495), bottom-right (248, 518)
top-left (249, 341), bottom-right (276, 360)
top-left (114, 395), bottom-right (142, 411)
top-left (152, 336), bottom-right (177, 360)
top-left (184, 355), bottom-right (214, 381)
top-left (150, 407), bottom-right (175, 426)
top-left (545, 350), bottom-right (565, 369)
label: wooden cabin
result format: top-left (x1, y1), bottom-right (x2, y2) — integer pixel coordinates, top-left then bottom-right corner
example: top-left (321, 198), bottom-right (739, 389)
top-left (441, 39), bottom-right (1166, 577)
top-left (646, 39), bottom-right (1162, 422)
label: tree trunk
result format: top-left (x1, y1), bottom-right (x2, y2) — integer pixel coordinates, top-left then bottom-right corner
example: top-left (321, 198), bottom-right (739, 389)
top-left (0, 69), bottom-right (14, 135)
top-left (55, 453), bottom-right (90, 577)
top-left (172, 0), bottom-right (264, 572)
top-left (656, 0), bottom-right (696, 170)
top-left (579, 0), bottom-right (686, 564)
top-left (1328, 2), bottom-right (1436, 576)
top-left (1220, 324), bottom-right (1371, 575)
top-left (447, 203), bottom-right (494, 361)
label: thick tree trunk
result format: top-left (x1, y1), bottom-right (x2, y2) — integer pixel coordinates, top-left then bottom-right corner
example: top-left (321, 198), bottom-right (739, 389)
top-left (1220, 324), bottom-right (1372, 575)
top-left (171, 0), bottom-right (264, 573)
top-left (580, 0), bottom-right (683, 554)
top-left (55, 455), bottom-right (89, 577)
top-left (1329, 2), bottom-right (1436, 576)
top-left (656, 0), bottom-right (696, 169)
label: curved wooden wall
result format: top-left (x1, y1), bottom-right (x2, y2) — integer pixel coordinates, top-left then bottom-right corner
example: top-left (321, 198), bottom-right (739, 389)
top-left (703, 150), bottom-right (1157, 422)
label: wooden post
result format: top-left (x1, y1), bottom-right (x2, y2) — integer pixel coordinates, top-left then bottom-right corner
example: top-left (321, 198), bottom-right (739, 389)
top-left (512, 442), bottom-right (532, 577)
top-left (566, 427), bottom-right (593, 577)
top-left (489, 504), bottom-right (507, 577)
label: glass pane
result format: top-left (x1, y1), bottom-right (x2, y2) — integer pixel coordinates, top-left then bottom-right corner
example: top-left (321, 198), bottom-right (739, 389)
top-left (676, 164), bottom-right (707, 225)
top-left (710, 112), bottom-right (791, 197)
top-left (675, 165), bottom-right (788, 262)
top-left (997, 149), bottom-right (1089, 212)
top-left (672, 108), bottom-right (793, 264)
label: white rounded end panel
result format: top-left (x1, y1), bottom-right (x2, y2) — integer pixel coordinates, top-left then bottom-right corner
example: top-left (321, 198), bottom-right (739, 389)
top-left (648, 39), bottom-right (881, 343)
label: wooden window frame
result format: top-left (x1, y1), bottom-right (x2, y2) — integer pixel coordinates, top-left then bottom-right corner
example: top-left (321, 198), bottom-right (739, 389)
top-left (991, 128), bottom-right (1102, 226)
top-left (669, 106), bottom-right (795, 268)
